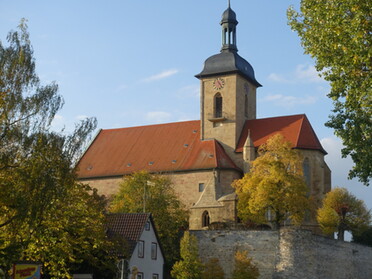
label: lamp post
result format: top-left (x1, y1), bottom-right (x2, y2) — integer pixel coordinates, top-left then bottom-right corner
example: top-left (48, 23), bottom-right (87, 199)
top-left (144, 180), bottom-right (155, 213)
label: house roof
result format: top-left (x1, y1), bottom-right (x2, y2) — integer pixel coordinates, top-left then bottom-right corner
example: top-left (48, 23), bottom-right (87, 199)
top-left (77, 120), bottom-right (240, 179)
top-left (236, 114), bottom-right (327, 154)
top-left (106, 213), bottom-right (151, 257)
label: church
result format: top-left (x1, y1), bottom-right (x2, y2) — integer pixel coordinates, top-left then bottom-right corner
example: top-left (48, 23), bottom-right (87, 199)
top-left (76, 3), bottom-right (331, 230)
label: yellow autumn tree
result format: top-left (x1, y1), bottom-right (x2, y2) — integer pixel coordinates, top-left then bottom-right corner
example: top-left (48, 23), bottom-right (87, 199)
top-left (202, 258), bottom-right (225, 279)
top-left (171, 231), bottom-right (204, 279)
top-left (233, 134), bottom-right (309, 228)
top-left (231, 251), bottom-right (259, 279)
top-left (317, 187), bottom-right (371, 241)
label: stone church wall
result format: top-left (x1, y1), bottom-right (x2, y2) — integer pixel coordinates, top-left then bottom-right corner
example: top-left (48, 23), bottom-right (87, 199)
top-left (81, 169), bottom-right (242, 230)
top-left (81, 176), bottom-right (123, 198)
top-left (81, 170), bottom-right (216, 204)
top-left (193, 229), bottom-right (372, 279)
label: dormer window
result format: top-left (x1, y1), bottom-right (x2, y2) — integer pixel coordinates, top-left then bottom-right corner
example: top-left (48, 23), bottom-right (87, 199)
top-left (145, 221), bottom-right (150, 231)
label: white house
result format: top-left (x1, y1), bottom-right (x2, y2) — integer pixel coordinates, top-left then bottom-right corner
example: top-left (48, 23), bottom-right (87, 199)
top-left (107, 213), bottom-right (165, 279)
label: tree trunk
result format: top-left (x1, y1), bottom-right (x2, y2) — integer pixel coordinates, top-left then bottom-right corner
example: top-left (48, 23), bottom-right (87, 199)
top-left (337, 229), bottom-right (345, 241)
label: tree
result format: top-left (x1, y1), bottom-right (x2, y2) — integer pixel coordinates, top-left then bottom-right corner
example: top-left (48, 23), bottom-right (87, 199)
top-left (353, 226), bottom-right (372, 247)
top-left (201, 258), bottom-right (225, 279)
top-left (110, 171), bottom-right (189, 267)
top-left (233, 134), bottom-right (309, 228)
top-left (231, 251), bottom-right (259, 279)
top-left (171, 231), bottom-right (203, 279)
top-left (288, 1), bottom-right (372, 185)
top-left (317, 187), bottom-right (371, 241)
top-left (0, 21), bottom-right (115, 278)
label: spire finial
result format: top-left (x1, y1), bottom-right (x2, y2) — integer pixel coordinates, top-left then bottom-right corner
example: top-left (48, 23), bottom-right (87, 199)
top-left (221, 0), bottom-right (238, 52)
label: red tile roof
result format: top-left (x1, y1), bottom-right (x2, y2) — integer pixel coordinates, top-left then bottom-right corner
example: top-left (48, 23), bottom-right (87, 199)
top-left (236, 114), bottom-right (326, 154)
top-left (77, 120), bottom-right (240, 179)
top-left (106, 213), bottom-right (150, 256)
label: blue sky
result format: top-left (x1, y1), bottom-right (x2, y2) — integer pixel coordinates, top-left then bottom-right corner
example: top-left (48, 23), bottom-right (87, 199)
top-left (1, 0), bottom-right (370, 217)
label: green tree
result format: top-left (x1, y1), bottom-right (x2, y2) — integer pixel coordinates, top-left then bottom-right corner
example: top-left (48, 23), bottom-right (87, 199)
top-left (0, 21), bottom-right (115, 278)
top-left (171, 231), bottom-right (203, 279)
top-left (233, 134), bottom-right (309, 228)
top-left (288, 1), bottom-right (372, 185)
top-left (317, 187), bottom-right (371, 241)
top-left (201, 258), bottom-right (225, 279)
top-left (353, 226), bottom-right (372, 247)
top-left (231, 251), bottom-right (259, 279)
top-left (110, 171), bottom-right (189, 267)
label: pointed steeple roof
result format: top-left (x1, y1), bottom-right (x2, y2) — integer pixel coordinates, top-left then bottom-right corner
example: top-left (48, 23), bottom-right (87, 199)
top-left (221, 0), bottom-right (238, 52)
top-left (195, 3), bottom-right (261, 87)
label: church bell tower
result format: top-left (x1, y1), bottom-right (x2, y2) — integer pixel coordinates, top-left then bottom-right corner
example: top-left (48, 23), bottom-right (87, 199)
top-left (195, 2), bottom-right (261, 163)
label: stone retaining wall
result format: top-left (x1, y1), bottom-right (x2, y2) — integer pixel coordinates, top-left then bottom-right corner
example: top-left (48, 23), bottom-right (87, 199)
top-left (193, 229), bottom-right (372, 279)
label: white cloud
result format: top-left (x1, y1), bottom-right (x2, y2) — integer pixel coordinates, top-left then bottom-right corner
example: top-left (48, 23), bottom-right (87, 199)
top-left (145, 111), bottom-right (172, 123)
top-left (321, 137), bottom-right (355, 187)
top-left (51, 114), bottom-right (65, 130)
top-left (176, 84), bottom-right (200, 99)
top-left (142, 69), bottom-right (179, 83)
top-left (76, 115), bottom-right (89, 121)
top-left (268, 64), bottom-right (325, 84)
top-left (295, 64), bottom-right (324, 83)
top-left (267, 73), bottom-right (290, 83)
top-left (115, 84), bottom-right (128, 92)
top-left (261, 94), bottom-right (317, 108)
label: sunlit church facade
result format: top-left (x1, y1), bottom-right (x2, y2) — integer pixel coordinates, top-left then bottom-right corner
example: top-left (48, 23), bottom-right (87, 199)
top-left (77, 4), bottom-right (331, 230)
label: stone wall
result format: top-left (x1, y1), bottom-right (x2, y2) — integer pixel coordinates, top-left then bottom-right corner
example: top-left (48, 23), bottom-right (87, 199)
top-left (80, 169), bottom-right (242, 230)
top-left (193, 228), bottom-right (372, 279)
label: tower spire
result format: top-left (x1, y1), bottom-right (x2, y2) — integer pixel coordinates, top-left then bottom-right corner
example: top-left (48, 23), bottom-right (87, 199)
top-left (221, 1), bottom-right (238, 52)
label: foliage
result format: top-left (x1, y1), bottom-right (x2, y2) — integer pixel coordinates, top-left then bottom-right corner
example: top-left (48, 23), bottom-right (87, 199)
top-left (0, 20), bottom-right (116, 278)
top-left (231, 251), bottom-right (259, 279)
top-left (171, 231), bottom-right (203, 279)
top-left (130, 266), bottom-right (138, 279)
top-left (233, 134), bottom-right (309, 228)
top-left (288, 1), bottom-right (372, 185)
top-left (353, 226), bottom-right (372, 247)
top-left (110, 171), bottom-right (189, 267)
top-left (201, 258), bottom-right (225, 279)
top-left (317, 188), bottom-right (371, 241)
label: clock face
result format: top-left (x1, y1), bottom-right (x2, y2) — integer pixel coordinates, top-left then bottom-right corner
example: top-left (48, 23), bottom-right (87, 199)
top-left (213, 78), bottom-right (225, 90)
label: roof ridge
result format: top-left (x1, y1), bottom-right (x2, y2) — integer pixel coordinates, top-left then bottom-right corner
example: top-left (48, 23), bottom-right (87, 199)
top-left (102, 120), bottom-right (199, 132)
top-left (299, 115), bottom-right (327, 154)
top-left (295, 115), bottom-right (306, 147)
top-left (74, 128), bottom-right (102, 169)
top-left (108, 212), bottom-right (150, 216)
top-left (252, 113), bottom-right (305, 122)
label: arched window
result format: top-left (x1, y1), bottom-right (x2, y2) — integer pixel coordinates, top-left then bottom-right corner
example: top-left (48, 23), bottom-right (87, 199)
top-left (202, 211), bottom-right (210, 227)
top-left (214, 93), bottom-right (223, 118)
top-left (303, 158), bottom-right (311, 187)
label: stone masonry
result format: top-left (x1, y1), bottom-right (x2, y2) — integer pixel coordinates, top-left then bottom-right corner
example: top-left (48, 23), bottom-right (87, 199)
top-left (193, 228), bottom-right (372, 279)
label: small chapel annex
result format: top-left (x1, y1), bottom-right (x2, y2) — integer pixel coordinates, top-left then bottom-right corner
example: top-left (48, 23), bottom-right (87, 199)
top-left (76, 3), bottom-right (331, 231)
